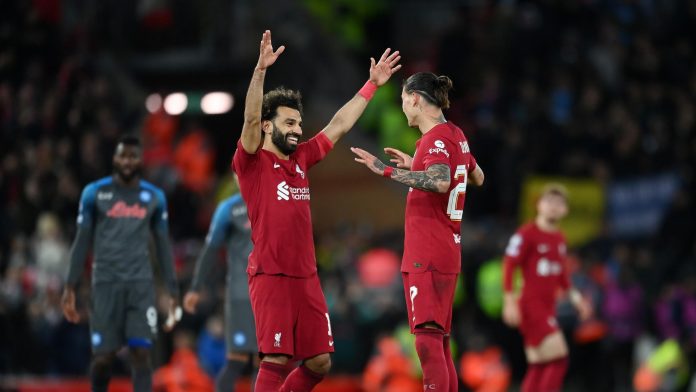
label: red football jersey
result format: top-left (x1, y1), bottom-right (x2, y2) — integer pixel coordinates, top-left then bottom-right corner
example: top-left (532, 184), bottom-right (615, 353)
top-left (402, 122), bottom-right (478, 274)
top-left (232, 133), bottom-right (333, 277)
top-left (503, 222), bottom-right (570, 308)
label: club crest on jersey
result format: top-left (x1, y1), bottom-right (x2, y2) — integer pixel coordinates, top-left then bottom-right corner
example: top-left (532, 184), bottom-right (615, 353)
top-left (295, 164), bottom-right (305, 179)
top-left (139, 190), bottom-right (152, 203)
top-left (428, 140), bottom-right (450, 157)
top-left (107, 201), bottom-right (147, 219)
top-left (233, 332), bottom-right (247, 347)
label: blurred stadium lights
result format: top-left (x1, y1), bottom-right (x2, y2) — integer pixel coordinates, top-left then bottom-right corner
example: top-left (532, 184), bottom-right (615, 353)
top-left (201, 92), bottom-right (234, 114)
top-left (163, 92), bottom-right (188, 115)
top-left (152, 92), bottom-right (233, 115)
top-left (145, 93), bottom-right (163, 113)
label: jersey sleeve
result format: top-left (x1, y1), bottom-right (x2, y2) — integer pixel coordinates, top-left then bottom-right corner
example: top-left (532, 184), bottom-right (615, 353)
top-left (76, 183), bottom-right (97, 228)
top-left (420, 133), bottom-right (453, 170)
top-left (467, 152), bottom-right (478, 173)
top-left (502, 229), bottom-right (529, 292)
top-left (151, 189), bottom-right (170, 231)
top-left (232, 139), bottom-right (261, 175)
top-left (66, 183), bottom-right (98, 287)
top-left (206, 200), bottom-right (232, 248)
top-left (190, 200), bottom-right (231, 291)
top-left (298, 132), bottom-right (334, 169)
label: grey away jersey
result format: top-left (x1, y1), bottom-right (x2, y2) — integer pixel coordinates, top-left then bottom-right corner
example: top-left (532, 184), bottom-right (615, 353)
top-left (67, 176), bottom-right (175, 291)
top-left (191, 194), bottom-right (253, 300)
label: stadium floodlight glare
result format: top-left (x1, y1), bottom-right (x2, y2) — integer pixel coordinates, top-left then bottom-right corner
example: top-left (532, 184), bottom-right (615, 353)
top-left (163, 92), bottom-right (188, 115)
top-left (201, 92), bottom-right (234, 114)
top-left (145, 93), bottom-right (163, 113)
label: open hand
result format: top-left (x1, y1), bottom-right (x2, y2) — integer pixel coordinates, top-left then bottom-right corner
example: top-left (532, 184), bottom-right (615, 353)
top-left (369, 48), bottom-right (402, 87)
top-left (61, 287), bottom-right (80, 323)
top-left (256, 30), bottom-right (285, 71)
top-left (384, 147), bottom-right (413, 169)
top-left (351, 147), bottom-right (389, 176)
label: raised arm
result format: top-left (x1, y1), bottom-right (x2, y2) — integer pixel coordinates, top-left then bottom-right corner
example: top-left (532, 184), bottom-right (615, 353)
top-left (321, 48), bottom-right (401, 145)
top-left (240, 30), bottom-right (285, 153)
top-left (350, 147), bottom-right (451, 193)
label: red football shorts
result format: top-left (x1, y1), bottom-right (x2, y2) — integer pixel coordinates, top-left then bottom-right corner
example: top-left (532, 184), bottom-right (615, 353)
top-left (249, 273), bottom-right (334, 360)
top-left (402, 271), bottom-right (458, 334)
top-left (519, 301), bottom-right (560, 347)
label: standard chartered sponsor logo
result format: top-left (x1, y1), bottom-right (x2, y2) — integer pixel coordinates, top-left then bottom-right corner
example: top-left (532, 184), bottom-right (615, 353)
top-left (276, 181), bottom-right (310, 201)
top-left (277, 181), bottom-right (290, 200)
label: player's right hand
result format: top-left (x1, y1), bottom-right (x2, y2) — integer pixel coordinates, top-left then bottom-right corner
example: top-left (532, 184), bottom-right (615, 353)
top-left (502, 301), bottom-right (521, 327)
top-left (256, 30), bottom-right (285, 71)
top-left (384, 147), bottom-right (413, 169)
top-left (183, 291), bottom-right (200, 314)
top-left (61, 287), bottom-right (80, 323)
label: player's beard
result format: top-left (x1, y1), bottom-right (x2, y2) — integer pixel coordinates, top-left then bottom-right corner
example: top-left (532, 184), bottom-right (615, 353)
top-left (114, 166), bottom-right (142, 183)
top-left (270, 123), bottom-right (299, 155)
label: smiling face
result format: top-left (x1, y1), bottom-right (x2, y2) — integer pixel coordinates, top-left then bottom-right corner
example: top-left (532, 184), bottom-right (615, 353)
top-left (265, 105), bottom-right (303, 155)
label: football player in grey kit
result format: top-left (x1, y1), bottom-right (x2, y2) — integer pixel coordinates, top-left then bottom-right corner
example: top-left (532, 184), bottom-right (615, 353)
top-left (61, 135), bottom-right (180, 392)
top-left (184, 182), bottom-right (257, 392)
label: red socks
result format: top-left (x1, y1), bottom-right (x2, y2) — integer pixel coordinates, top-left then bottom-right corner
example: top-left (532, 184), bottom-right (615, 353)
top-left (279, 365), bottom-right (324, 392)
top-left (522, 357), bottom-right (569, 392)
top-left (442, 335), bottom-right (458, 392)
top-left (414, 328), bottom-right (449, 391)
top-left (255, 362), bottom-right (291, 392)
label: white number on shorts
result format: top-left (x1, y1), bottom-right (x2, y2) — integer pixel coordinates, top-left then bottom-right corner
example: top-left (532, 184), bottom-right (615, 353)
top-left (446, 165), bottom-right (469, 221)
top-left (146, 306), bottom-right (157, 328)
top-left (409, 286), bottom-right (418, 323)
top-left (325, 313), bottom-right (332, 337)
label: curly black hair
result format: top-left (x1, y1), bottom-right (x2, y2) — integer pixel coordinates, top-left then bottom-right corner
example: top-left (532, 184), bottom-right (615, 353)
top-left (261, 87), bottom-right (304, 121)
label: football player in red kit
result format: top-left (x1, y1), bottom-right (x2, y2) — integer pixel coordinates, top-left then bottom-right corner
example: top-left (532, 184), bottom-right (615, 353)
top-left (233, 30), bottom-right (401, 392)
top-left (352, 72), bottom-right (485, 392)
top-left (502, 184), bottom-right (592, 392)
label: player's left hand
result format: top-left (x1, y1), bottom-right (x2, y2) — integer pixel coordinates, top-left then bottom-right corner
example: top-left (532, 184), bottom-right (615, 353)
top-left (369, 48), bottom-right (402, 87)
top-left (351, 147), bottom-right (390, 176)
top-left (163, 296), bottom-right (182, 332)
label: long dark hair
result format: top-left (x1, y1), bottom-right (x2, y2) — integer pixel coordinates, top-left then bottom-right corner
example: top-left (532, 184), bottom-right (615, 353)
top-left (403, 72), bottom-right (454, 109)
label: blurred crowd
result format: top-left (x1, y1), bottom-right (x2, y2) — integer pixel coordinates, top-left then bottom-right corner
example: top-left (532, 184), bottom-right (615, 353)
top-left (1, 1), bottom-right (696, 391)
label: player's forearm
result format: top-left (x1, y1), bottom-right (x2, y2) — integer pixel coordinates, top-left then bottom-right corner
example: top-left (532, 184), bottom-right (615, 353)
top-left (385, 164), bottom-right (451, 193)
top-left (568, 287), bottom-right (582, 307)
top-left (65, 226), bottom-right (93, 288)
top-left (189, 244), bottom-right (218, 292)
top-left (153, 230), bottom-right (179, 298)
top-left (240, 68), bottom-right (266, 152)
top-left (322, 93), bottom-right (370, 144)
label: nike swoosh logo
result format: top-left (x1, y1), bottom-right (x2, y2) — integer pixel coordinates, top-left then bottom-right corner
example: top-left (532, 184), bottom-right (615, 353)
top-left (273, 163), bottom-right (280, 168)
top-left (329, 341), bottom-right (334, 347)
